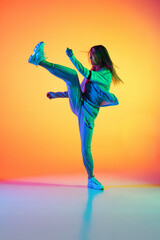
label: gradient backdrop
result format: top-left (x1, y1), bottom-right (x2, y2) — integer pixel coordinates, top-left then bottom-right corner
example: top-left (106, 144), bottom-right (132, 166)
top-left (1, 0), bottom-right (160, 182)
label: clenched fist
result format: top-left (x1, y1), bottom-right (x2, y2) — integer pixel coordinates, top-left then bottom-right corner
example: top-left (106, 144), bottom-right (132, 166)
top-left (66, 48), bottom-right (73, 57)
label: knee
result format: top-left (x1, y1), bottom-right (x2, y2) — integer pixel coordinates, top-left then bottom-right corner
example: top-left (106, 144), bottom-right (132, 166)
top-left (81, 145), bottom-right (91, 157)
top-left (72, 69), bottom-right (78, 77)
top-left (84, 117), bottom-right (94, 129)
top-left (68, 70), bottom-right (78, 85)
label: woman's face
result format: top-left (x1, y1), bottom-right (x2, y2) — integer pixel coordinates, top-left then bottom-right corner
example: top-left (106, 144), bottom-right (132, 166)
top-left (90, 48), bottom-right (97, 66)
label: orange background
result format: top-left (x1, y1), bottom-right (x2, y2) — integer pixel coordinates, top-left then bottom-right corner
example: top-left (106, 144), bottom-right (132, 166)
top-left (1, 0), bottom-right (160, 182)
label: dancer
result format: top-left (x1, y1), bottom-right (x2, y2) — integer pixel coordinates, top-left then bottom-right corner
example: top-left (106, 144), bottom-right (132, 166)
top-left (28, 42), bottom-right (123, 190)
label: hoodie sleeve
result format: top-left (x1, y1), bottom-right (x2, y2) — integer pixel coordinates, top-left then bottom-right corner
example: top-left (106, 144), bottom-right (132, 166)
top-left (68, 54), bottom-right (112, 90)
top-left (52, 91), bottom-right (68, 98)
top-left (68, 54), bottom-right (91, 79)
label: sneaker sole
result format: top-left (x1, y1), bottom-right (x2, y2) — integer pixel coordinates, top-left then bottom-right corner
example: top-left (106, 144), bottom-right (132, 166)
top-left (33, 41), bottom-right (45, 54)
top-left (88, 184), bottom-right (104, 190)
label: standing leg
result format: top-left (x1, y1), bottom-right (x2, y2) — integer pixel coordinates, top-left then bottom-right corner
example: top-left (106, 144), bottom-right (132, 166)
top-left (78, 108), bottom-right (104, 190)
top-left (78, 110), bottom-right (94, 179)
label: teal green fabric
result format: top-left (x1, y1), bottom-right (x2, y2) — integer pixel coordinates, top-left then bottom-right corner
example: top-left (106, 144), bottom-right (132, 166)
top-left (68, 54), bottom-right (119, 108)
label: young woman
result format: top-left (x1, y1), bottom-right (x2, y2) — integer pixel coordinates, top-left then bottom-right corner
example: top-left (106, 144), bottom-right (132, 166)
top-left (28, 42), bottom-right (123, 190)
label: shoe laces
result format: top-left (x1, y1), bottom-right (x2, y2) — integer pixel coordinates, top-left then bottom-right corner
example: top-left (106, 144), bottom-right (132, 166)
top-left (37, 51), bottom-right (47, 60)
top-left (91, 177), bottom-right (102, 185)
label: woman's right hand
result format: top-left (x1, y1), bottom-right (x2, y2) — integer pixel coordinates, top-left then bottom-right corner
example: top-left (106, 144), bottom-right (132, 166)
top-left (66, 48), bottom-right (73, 57)
top-left (46, 92), bottom-right (55, 99)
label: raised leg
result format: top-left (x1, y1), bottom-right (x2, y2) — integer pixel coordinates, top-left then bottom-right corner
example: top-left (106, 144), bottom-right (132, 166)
top-left (39, 60), bottom-right (78, 86)
top-left (39, 60), bottom-right (82, 115)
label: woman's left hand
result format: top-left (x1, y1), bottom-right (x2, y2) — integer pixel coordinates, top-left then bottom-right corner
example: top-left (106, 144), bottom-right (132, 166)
top-left (66, 48), bottom-right (73, 57)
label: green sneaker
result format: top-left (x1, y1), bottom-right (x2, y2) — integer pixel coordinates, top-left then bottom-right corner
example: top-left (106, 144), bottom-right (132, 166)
top-left (28, 41), bottom-right (45, 65)
top-left (88, 177), bottom-right (104, 190)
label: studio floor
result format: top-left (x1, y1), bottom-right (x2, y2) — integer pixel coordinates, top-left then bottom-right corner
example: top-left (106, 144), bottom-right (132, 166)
top-left (0, 175), bottom-right (160, 240)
